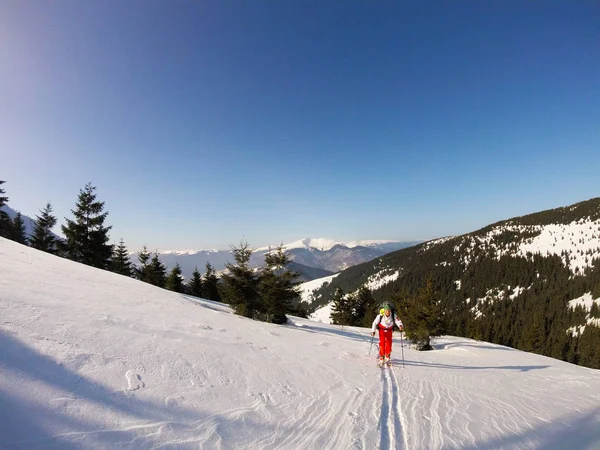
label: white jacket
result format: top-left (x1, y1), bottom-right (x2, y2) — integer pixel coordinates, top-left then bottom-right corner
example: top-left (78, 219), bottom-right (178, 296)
top-left (372, 312), bottom-right (403, 333)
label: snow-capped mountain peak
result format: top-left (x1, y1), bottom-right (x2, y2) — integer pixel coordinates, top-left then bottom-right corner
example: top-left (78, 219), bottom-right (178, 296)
top-left (254, 237), bottom-right (401, 253)
top-left (159, 249), bottom-right (220, 256)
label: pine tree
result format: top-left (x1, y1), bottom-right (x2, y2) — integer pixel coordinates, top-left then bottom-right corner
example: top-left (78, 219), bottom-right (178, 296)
top-left (220, 241), bottom-right (260, 318)
top-left (166, 263), bottom-right (184, 293)
top-left (0, 180), bottom-right (9, 238)
top-left (135, 246), bottom-right (151, 281)
top-left (202, 262), bottom-right (221, 301)
top-left (61, 183), bottom-right (113, 268)
top-left (330, 287), bottom-right (351, 325)
top-left (188, 266), bottom-right (204, 297)
top-left (30, 203), bottom-right (57, 253)
top-left (147, 253), bottom-right (167, 288)
top-left (112, 238), bottom-right (133, 277)
top-left (398, 278), bottom-right (445, 350)
top-left (259, 245), bottom-right (300, 324)
top-left (590, 302), bottom-right (600, 319)
top-left (9, 212), bottom-right (28, 245)
top-left (353, 285), bottom-right (376, 327)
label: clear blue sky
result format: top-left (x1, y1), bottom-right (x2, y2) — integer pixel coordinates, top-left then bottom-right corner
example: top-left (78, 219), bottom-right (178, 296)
top-left (2, 1), bottom-right (599, 251)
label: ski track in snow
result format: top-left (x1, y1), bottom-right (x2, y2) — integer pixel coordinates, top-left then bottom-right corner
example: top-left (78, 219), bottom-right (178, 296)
top-left (377, 365), bottom-right (406, 450)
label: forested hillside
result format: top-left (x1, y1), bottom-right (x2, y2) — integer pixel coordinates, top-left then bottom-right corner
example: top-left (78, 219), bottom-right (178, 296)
top-left (310, 198), bottom-right (600, 368)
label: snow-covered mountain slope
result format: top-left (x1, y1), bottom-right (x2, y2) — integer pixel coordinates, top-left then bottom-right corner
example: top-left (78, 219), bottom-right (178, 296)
top-left (298, 273), bottom-right (340, 304)
top-left (309, 303), bottom-right (334, 324)
top-left (2, 237), bottom-right (600, 449)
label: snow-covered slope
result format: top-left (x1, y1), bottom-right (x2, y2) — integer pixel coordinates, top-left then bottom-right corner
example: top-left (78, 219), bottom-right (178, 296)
top-left (298, 273), bottom-right (339, 304)
top-left (445, 219), bottom-right (600, 274)
top-left (2, 237), bottom-right (600, 449)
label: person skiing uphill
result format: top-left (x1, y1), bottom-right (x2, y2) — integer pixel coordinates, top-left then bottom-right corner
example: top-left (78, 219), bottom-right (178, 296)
top-left (371, 303), bottom-right (403, 366)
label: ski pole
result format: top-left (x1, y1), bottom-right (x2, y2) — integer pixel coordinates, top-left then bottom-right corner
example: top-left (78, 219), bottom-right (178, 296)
top-left (368, 333), bottom-right (374, 355)
top-left (400, 331), bottom-right (405, 368)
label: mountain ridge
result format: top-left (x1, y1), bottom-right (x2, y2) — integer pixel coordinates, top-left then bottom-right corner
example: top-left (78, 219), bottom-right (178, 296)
top-left (308, 197), bottom-right (600, 369)
top-left (153, 238), bottom-right (420, 280)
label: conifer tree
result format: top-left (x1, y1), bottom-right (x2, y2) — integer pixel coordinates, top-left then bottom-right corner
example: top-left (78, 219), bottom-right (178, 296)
top-left (259, 245), bottom-right (300, 324)
top-left (61, 183), bottom-right (113, 268)
top-left (521, 312), bottom-right (546, 354)
top-left (136, 246), bottom-right (151, 281)
top-left (330, 287), bottom-right (351, 325)
top-left (9, 212), bottom-right (28, 245)
top-left (188, 266), bottom-right (204, 297)
top-left (590, 302), bottom-right (600, 319)
top-left (202, 262), bottom-right (221, 302)
top-left (0, 180), bottom-right (11, 238)
top-left (353, 285), bottom-right (377, 327)
top-left (166, 263), bottom-right (184, 293)
top-left (112, 238), bottom-right (133, 277)
top-left (30, 203), bottom-right (57, 253)
top-left (147, 253), bottom-right (167, 288)
top-left (398, 278), bottom-right (444, 350)
top-left (221, 241), bottom-right (260, 318)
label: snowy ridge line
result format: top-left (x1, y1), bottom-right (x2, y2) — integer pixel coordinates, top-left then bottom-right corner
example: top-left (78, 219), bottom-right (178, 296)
top-left (454, 219), bottom-right (600, 274)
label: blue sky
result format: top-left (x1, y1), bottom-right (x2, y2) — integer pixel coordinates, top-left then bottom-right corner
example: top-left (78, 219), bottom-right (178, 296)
top-left (2, 1), bottom-right (599, 251)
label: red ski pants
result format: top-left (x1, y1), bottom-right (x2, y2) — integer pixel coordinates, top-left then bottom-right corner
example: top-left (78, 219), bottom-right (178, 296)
top-left (378, 326), bottom-right (393, 357)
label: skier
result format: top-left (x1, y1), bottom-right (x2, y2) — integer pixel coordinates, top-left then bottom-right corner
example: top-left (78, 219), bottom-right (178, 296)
top-left (371, 303), bottom-right (404, 366)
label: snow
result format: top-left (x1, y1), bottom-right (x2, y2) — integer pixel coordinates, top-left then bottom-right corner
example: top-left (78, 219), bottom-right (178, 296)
top-left (254, 238), bottom-right (342, 253)
top-left (509, 285), bottom-right (526, 299)
top-left (344, 240), bottom-right (398, 248)
top-left (308, 303), bottom-right (334, 324)
top-left (2, 237), bottom-right (600, 449)
top-left (567, 292), bottom-right (600, 337)
top-left (298, 274), bottom-right (339, 304)
top-left (365, 270), bottom-right (400, 291)
top-left (568, 292), bottom-right (597, 311)
top-left (160, 249), bottom-right (219, 255)
top-left (456, 220), bottom-right (600, 275)
top-left (516, 220), bottom-right (600, 273)
top-left (420, 236), bottom-right (455, 252)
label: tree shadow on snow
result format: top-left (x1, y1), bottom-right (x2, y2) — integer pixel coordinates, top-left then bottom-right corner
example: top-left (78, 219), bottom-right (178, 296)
top-left (180, 294), bottom-right (233, 314)
top-left (446, 407), bottom-right (600, 450)
top-left (285, 321), bottom-right (373, 345)
top-left (432, 341), bottom-right (517, 351)
top-left (0, 330), bottom-right (321, 449)
top-left (392, 358), bottom-right (550, 372)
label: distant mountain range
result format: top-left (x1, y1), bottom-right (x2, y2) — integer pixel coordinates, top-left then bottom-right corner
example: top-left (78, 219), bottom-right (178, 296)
top-left (153, 238), bottom-right (420, 281)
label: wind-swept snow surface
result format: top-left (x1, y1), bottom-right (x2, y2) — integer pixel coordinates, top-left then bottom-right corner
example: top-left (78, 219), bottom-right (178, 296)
top-left (1, 237), bottom-right (600, 449)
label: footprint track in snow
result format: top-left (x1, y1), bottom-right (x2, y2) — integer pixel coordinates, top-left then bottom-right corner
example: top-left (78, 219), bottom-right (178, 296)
top-left (125, 370), bottom-right (145, 391)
